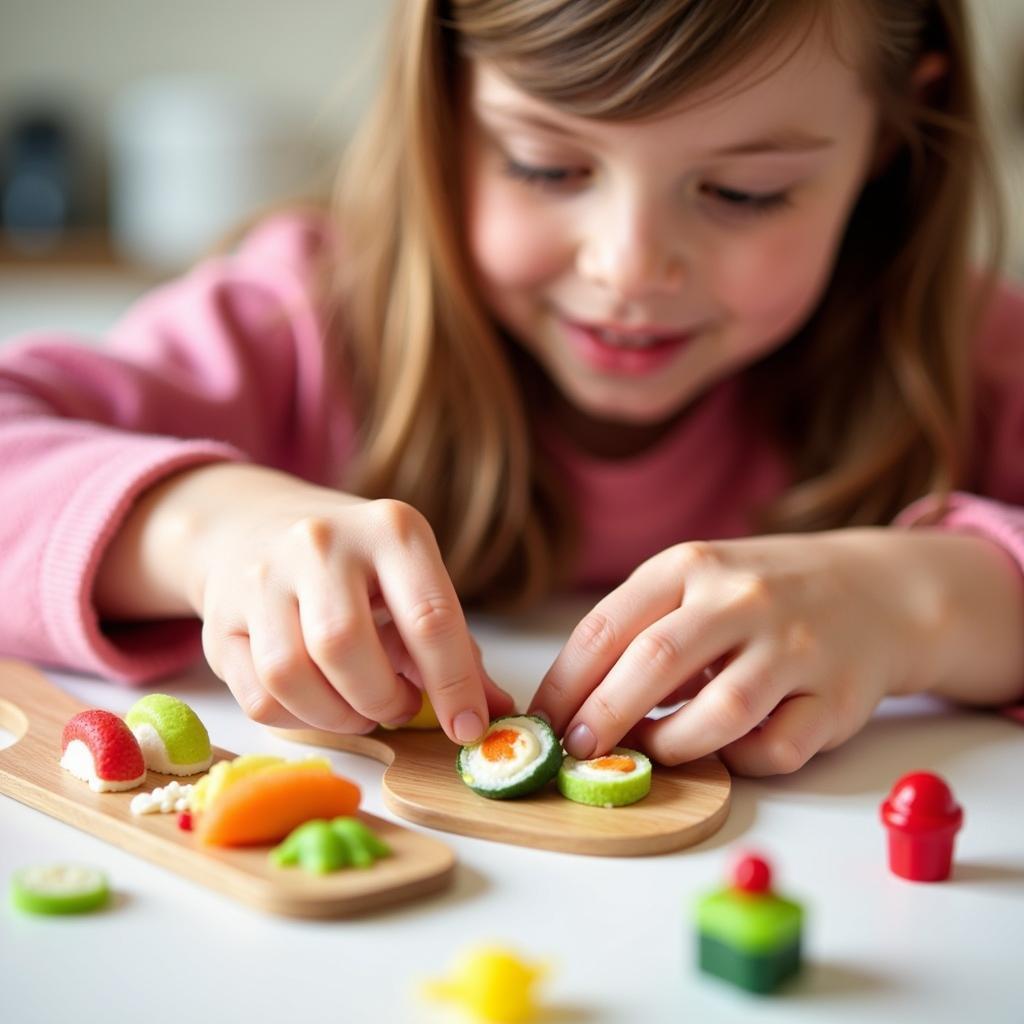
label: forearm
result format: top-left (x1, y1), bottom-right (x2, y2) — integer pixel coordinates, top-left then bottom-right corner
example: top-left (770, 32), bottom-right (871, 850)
top-left (94, 462), bottom-right (317, 620)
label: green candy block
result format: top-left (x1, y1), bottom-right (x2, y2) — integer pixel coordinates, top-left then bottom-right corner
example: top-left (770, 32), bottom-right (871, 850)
top-left (696, 888), bottom-right (804, 993)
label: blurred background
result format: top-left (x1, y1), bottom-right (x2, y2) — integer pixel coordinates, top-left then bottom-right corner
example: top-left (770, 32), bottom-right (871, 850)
top-left (0, 0), bottom-right (1021, 342)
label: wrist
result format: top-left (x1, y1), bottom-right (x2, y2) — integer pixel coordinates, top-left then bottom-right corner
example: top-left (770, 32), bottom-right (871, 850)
top-left (889, 529), bottom-right (1024, 705)
top-left (96, 461), bottom-right (287, 620)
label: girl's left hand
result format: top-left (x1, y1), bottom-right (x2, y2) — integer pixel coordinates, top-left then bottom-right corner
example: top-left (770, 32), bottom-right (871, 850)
top-left (529, 529), bottom-right (961, 776)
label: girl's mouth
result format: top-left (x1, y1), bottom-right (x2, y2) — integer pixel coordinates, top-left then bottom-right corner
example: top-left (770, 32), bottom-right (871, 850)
top-left (560, 318), bottom-right (696, 376)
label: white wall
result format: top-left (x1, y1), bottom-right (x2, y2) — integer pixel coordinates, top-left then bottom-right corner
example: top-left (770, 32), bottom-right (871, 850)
top-left (1, 0), bottom-right (1021, 274)
top-left (0, 0), bottom-right (391, 222)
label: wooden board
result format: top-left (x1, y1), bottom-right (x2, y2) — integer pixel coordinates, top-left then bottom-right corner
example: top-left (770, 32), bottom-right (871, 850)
top-left (270, 719), bottom-right (731, 857)
top-left (0, 660), bottom-right (455, 918)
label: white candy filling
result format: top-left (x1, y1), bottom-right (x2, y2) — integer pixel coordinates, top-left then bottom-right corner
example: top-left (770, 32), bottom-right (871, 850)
top-left (569, 755), bottom-right (647, 781)
top-left (131, 722), bottom-right (212, 776)
top-left (461, 717), bottom-right (548, 786)
top-left (60, 739), bottom-right (145, 793)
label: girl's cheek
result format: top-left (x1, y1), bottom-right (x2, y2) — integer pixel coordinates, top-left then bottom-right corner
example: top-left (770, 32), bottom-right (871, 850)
top-left (467, 180), bottom-right (573, 290)
top-left (716, 220), bottom-right (843, 341)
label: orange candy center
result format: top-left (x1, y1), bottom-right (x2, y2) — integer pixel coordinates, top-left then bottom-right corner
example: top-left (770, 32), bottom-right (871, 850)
top-left (481, 729), bottom-right (522, 762)
top-left (589, 755), bottom-right (636, 773)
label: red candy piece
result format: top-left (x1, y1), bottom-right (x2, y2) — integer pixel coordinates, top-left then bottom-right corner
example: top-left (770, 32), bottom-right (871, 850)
top-left (731, 852), bottom-right (772, 894)
top-left (177, 811), bottom-right (193, 831)
top-left (880, 771), bottom-right (963, 882)
top-left (61, 710), bottom-right (145, 782)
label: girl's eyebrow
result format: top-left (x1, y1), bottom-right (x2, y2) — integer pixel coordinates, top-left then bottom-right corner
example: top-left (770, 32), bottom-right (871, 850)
top-left (476, 103), bottom-right (836, 157)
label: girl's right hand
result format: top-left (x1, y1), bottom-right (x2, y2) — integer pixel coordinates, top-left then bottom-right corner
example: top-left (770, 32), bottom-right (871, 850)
top-left (167, 465), bottom-right (512, 744)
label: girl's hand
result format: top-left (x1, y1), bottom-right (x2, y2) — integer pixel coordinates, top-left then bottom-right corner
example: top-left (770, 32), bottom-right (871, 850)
top-left (528, 528), bottom-right (1024, 776)
top-left (173, 466), bottom-right (513, 744)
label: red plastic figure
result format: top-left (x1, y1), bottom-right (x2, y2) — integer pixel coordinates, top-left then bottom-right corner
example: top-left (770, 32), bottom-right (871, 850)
top-left (880, 772), bottom-right (963, 881)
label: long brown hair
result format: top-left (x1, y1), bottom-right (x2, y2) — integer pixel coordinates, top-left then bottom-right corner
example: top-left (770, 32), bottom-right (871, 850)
top-left (330, 0), bottom-right (1003, 605)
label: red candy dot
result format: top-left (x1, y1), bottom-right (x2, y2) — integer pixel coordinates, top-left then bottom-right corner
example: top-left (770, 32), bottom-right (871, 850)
top-left (731, 853), bottom-right (772, 893)
top-left (177, 811), bottom-right (193, 831)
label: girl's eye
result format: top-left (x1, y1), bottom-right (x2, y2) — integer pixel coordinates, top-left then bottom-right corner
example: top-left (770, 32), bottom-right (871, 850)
top-left (701, 184), bottom-right (791, 214)
top-left (503, 158), bottom-right (588, 190)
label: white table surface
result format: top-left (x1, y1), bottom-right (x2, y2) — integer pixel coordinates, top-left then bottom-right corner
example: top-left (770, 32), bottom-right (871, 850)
top-left (1, 596), bottom-right (1021, 1024)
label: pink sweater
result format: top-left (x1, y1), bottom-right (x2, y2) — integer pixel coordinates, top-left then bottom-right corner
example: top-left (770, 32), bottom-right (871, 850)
top-left (2, 214), bottom-right (1023, 721)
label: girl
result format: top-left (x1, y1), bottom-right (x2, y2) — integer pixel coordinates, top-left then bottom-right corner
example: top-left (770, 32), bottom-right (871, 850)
top-left (1, 0), bottom-right (1021, 776)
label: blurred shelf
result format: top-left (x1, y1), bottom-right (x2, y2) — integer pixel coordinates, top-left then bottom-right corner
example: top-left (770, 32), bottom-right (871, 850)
top-left (0, 228), bottom-right (145, 273)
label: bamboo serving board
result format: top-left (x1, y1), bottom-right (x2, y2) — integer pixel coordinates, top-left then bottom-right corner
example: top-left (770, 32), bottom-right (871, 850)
top-left (0, 660), bottom-right (455, 918)
top-left (270, 719), bottom-right (731, 857)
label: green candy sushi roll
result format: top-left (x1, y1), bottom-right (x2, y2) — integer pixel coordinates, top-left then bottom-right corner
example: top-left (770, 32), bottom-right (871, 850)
top-left (558, 747), bottom-right (652, 807)
top-left (125, 694), bottom-right (213, 776)
top-left (457, 715), bottom-right (562, 799)
top-left (9, 864), bottom-right (110, 915)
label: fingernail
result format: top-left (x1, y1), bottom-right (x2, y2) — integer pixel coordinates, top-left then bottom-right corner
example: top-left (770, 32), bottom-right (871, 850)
top-left (453, 710), bottom-right (484, 744)
top-left (565, 723), bottom-right (595, 760)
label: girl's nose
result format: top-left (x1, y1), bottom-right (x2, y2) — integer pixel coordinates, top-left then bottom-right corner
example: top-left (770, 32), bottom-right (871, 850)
top-left (576, 199), bottom-right (686, 300)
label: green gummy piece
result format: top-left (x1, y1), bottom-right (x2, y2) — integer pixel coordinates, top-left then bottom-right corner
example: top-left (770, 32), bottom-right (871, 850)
top-left (697, 888), bottom-right (803, 953)
top-left (270, 818), bottom-right (391, 874)
top-left (270, 821), bottom-right (351, 874)
top-left (330, 817), bottom-right (392, 868)
top-left (125, 694), bottom-right (211, 765)
top-left (9, 865), bottom-right (110, 915)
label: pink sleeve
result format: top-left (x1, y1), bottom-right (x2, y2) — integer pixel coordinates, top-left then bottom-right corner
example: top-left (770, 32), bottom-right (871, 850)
top-left (894, 279), bottom-right (1024, 721)
top-left (0, 214), bottom-right (350, 684)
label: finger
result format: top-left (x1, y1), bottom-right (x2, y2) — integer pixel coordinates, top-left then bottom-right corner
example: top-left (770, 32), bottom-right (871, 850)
top-left (528, 571), bottom-right (684, 736)
top-left (214, 632), bottom-right (310, 729)
top-left (248, 581), bottom-right (377, 733)
top-left (559, 605), bottom-right (749, 760)
top-left (622, 644), bottom-right (791, 765)
top-left (298, 565), bottom-right (422, 726)
top-left (374, 533), bottom-right (489, 745)
top-left (376, 619), bottom-right (515, 721)
top-left (469, 635), bottom-right (516, 718)
top-left (655, 671), bottom-right (709, 710)
top-left (718, 693), bottom-right (833, 776)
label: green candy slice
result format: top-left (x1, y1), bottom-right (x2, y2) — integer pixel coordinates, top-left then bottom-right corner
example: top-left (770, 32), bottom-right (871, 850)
top-left (558, 747), bottom-right (652, 807)
top-left (9, 864), bottom-right (110, 915)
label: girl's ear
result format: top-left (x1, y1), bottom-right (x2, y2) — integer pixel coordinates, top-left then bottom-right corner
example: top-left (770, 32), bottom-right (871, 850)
top-left (868, 51), bottom-right (951, 178)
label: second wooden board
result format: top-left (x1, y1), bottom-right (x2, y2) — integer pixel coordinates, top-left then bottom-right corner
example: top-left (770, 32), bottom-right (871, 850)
top-left (270, 725), bottom-right (731, 856)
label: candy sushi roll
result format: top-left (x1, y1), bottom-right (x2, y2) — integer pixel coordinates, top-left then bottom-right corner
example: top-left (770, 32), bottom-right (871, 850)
top-left (60, 710), bottom-right (146, 792)
top-left (125, 694), bottom-right (213, 776)
top-left (558, 747), bottom-right (652, 807)
top-left (457, 715), bottom-right (562, 799)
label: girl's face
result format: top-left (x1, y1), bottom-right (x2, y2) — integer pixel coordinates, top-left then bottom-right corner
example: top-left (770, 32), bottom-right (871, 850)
top-left (461, 17), bottom-right (879, 439)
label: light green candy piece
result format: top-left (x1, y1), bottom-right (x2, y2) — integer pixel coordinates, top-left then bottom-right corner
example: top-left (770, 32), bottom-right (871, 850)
top-left (270, 817), bottom-right (392, 874)
top-left (558, 747), bottom-right (652, 807)
top-left (9, 864), bottom-right (110, 915)
top-left (125, 694), bottom-right (211, 767)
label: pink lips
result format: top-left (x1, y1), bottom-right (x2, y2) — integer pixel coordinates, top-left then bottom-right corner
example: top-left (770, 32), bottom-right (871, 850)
top-left (561, 319), bottom-right (695, 376)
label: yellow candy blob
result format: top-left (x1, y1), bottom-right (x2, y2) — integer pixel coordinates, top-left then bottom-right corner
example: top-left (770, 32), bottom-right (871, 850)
top-left (381, 691), bottom-right (441, 731)
top-left (189, 754), bottom-right (332, 812)
top-left (424, 946), bottom-right (547, 1024)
